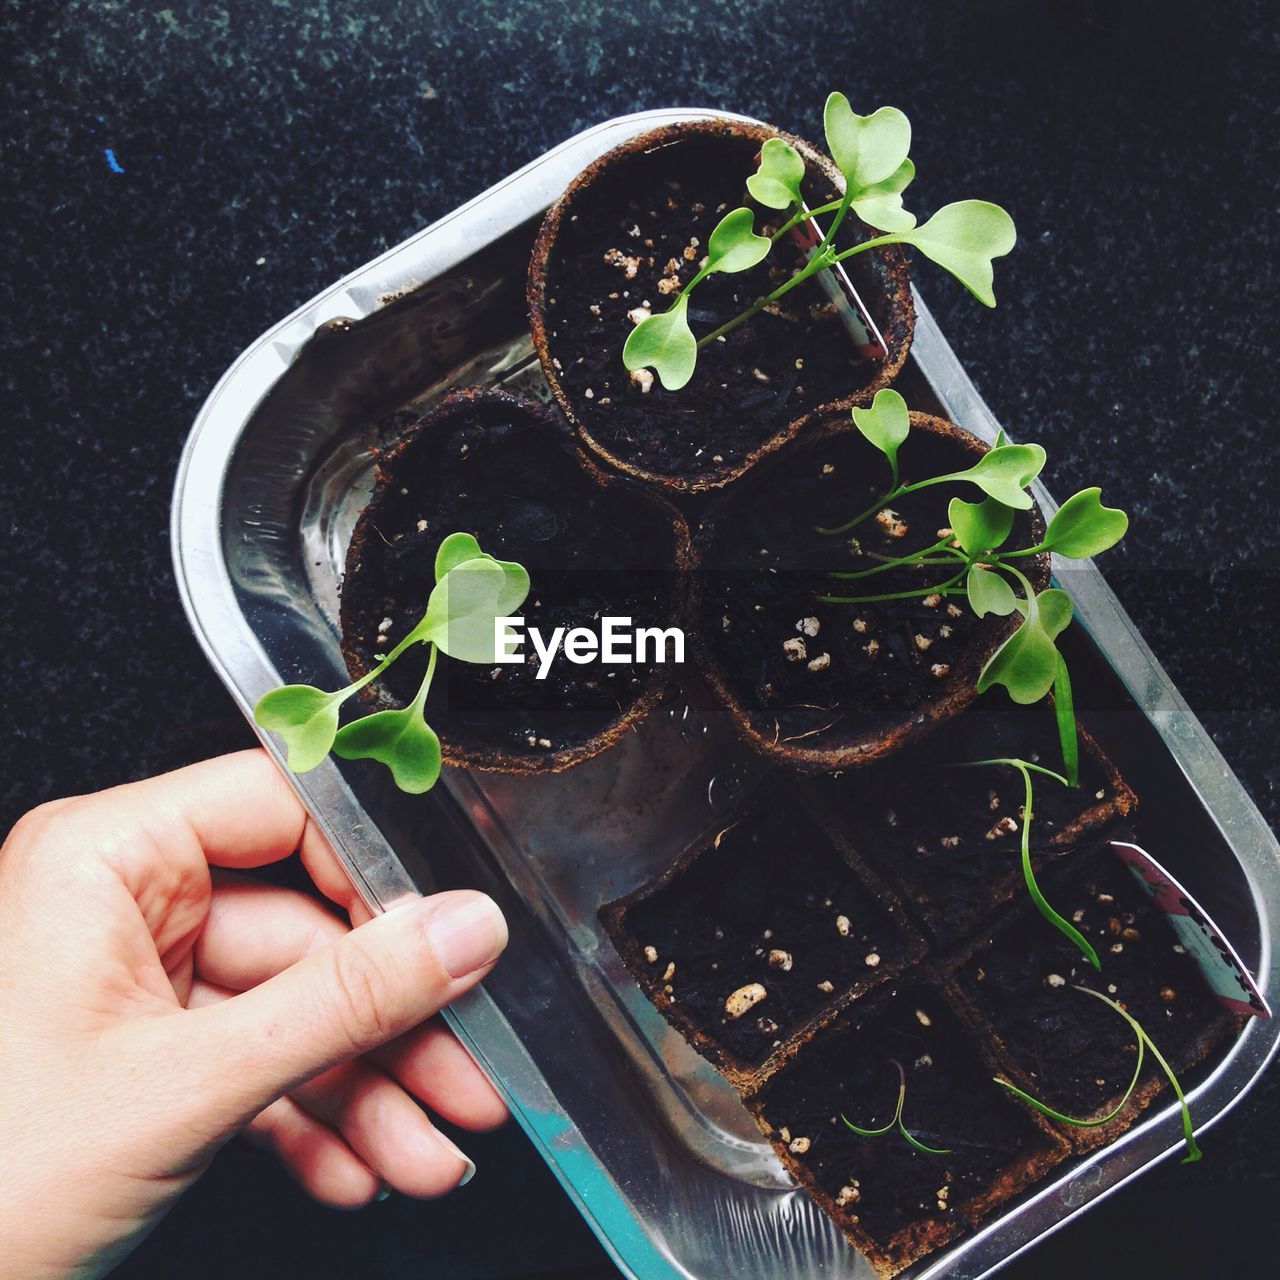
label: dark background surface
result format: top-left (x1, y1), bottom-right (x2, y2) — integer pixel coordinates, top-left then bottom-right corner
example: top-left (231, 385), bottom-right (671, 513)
top-left (2, 0), bottom-right (1276, 1276)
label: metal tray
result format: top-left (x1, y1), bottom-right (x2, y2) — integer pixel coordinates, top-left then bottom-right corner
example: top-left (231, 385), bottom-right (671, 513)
top-left (172, 110), bottom-right (1280, 1280)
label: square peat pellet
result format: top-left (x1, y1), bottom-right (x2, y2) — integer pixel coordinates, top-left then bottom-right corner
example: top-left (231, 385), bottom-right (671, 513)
top-left (600, 776), bottom-right (925, 1088)
top-left (815, 697), bottom-right (1136, 948)
top-left (950, 845), bottom-right (1235, 1151)
top-left (746, 986), bottom-right (1067, 1277)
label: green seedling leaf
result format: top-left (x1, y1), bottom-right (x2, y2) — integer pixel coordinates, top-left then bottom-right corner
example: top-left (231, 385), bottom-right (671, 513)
top-left (823, 95), bottom-right (912, 193)
top-left (1036, 587), bottom-right (1074, 640)
top-left (967, 564), bottom-right (1018, 618)
top-left (1053, 653), bottom-right (1080, 787)
top-left (1012, 759), bottom-right (1098, 968)
top-left (996, 986), bottom-right (1200, 1162)
top-left (851, 387), bottom-right (910, 475)
top-left (623, 297), bottom-right (697, 391)
top-left (435, 531), bottom-right (484, 580)
top-left (1077, 987), bottom-right (1202, 1162)
top-left (893, 200), bottom-right (1016, 307)
top-left (420, 556), bottom-right (509, 664)
top-left (996, 1037), bottom-right (1144, 1130)
top-left (961, 757), bottom-right (1099, 968)
top-left (333, 707), bottom-right (442, 795)
top-left (1041, 488), bottom-right (1129, 558)
top-left (899, 1127), bottom-right (953, 1157)
top-left (851, 158), bottom-right (916, 233)
top-left (976, 574), bottom-right (1071, 706)
top-left (956, 443), bottom-right (1046, 509)
top-left (841, 1060), bottom-right (951, 1155)
top-left (254, 684), bottom-right (344, 773)
top-left (976, 612), bottom-right (1059, 704)
top-left (433, 532), bottom-right (532, 615)
top-left (705, 207), bottom-right (771, 274)
top-left (840, 1113), bottom-right (894, 1138)
top-left (747, 137), bottom-right (805, 210)
top-left (493, 557), bottom-right (531, 615)
top-left (949, 495), bottom-right (1014, 556)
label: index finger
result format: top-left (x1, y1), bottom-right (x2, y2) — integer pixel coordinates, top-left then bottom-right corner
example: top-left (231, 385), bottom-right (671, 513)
top-left (119, 749), bottom-right (364, 909)
top-left (1, 750), bottom-right (322, 976)
top-left (115, 749), bottom-right (312, 867)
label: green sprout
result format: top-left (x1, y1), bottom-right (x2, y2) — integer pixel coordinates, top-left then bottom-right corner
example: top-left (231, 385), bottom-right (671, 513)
top-left (253, 532), bottom-right (529, 794)
top-left (995, 985), bottom-right (1202, 1163)
top-left (818, 389), bottom-right (1128, 778)
top-left (817, 389), bottom-right (1047, 534)
top-left (622, 206), bottom-right (771, 391)
top-left (623, 93), bottom-right (1015, 390)
top-left (955, 758), bottom-right (1100, 970)
top-left (841, 1058), bottom-right (952, 1155)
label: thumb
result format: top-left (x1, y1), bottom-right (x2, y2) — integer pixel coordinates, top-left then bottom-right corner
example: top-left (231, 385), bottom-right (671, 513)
top-left (177, 889), bottom-right (507, 1127)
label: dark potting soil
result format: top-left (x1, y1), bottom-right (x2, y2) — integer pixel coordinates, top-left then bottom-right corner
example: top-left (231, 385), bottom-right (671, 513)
top-left (817, 697), bottom-right (1136, 947)
top-left (750, 987), bottom-right (1056, 1249)
top-left (341, 397), bottom-right (683, 757)
top-left (958, 848), bottom-right (1227, 1118)
top-left (542, 133), bottom-right (908, 481)
top-left (612, 780), bottom-right (922, 1070)
top-left (696, 424), bottom-right (1041, 751)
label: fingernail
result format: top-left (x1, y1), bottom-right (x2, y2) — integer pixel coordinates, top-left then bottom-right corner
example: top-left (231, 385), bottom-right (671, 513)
top-left (375, 1184), bottom-right (392, 1202)
top-left (425, 892), bottom-right (508, 979)
top-left (435, 1130), bottom-right (477, 1188)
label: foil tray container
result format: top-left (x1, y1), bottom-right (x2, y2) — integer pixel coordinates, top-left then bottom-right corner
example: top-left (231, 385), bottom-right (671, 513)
top-left (172, 110), bottom-right (1280, 1279)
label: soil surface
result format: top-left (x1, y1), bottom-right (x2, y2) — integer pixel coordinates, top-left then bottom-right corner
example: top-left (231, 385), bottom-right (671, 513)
top-left (341, 395), bottom-right (684, 760)
top-left (751, 986), bottom-right (1054, 1250)
top-left (541, 131), bottom-right (910, 483)
top-left (613, 779), bottom-right (920, 1070)
top-left (696, 421), bottom-right (1041, 755)
top-left (817, 697), bottom-right (1134, 947)
top-left (958, 848), bottom-right (1226, 1117)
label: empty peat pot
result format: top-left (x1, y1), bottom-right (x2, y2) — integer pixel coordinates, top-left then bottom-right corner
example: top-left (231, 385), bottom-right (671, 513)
top-left (693, 411), bottom-right (1050, 771)
top-left (599, 772), bottom-right (925, 1090)
top-left (340, 388), bottom-right (693, 773)
top-left (527, 117), bottom-right (914, 493)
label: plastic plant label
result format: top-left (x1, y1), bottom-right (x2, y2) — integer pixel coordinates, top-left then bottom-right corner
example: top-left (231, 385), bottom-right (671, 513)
top-left (1112, 840), bottom-right (1271, 1019)
top-left (788, 210), bottom-right (889, 362)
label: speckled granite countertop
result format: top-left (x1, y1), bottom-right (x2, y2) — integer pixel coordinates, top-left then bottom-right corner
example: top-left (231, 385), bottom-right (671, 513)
top-left (2, 1), bottom-right (1276, 1276)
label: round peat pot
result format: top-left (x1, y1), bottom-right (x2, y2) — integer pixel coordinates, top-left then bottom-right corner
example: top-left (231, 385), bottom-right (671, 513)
top-left (340, 388), bottom-right (694, 773)
top-left (692, 411), bottom-right (1050, 771)
top-left (527, 118), bottom-right (914, 494)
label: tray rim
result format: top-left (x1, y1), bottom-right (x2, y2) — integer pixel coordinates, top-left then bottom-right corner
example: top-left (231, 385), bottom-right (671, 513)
top-left (171, 108), bottom-right (1280, 1280)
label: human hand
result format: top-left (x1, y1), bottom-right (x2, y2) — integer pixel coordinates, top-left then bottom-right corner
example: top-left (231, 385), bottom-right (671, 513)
top-left (0, 751), bottom-right (509, 1280)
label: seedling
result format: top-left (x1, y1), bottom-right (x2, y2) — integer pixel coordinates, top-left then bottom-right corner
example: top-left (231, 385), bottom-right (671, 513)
top-left (819, 389), bottom-right (1127, 779)
top-left (253, 532), bottom-right (529, 793)
top-left (955, 757), bottom-right (1100, 970)
top-left (994, 985), bottom-right (1202, 1163)
top-left (622, 207), bottom-right (770, 390)
top-left (841, 1058), bottom-right (952, 1155)
top-left (624, 93), bottom-right (1015, 390)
